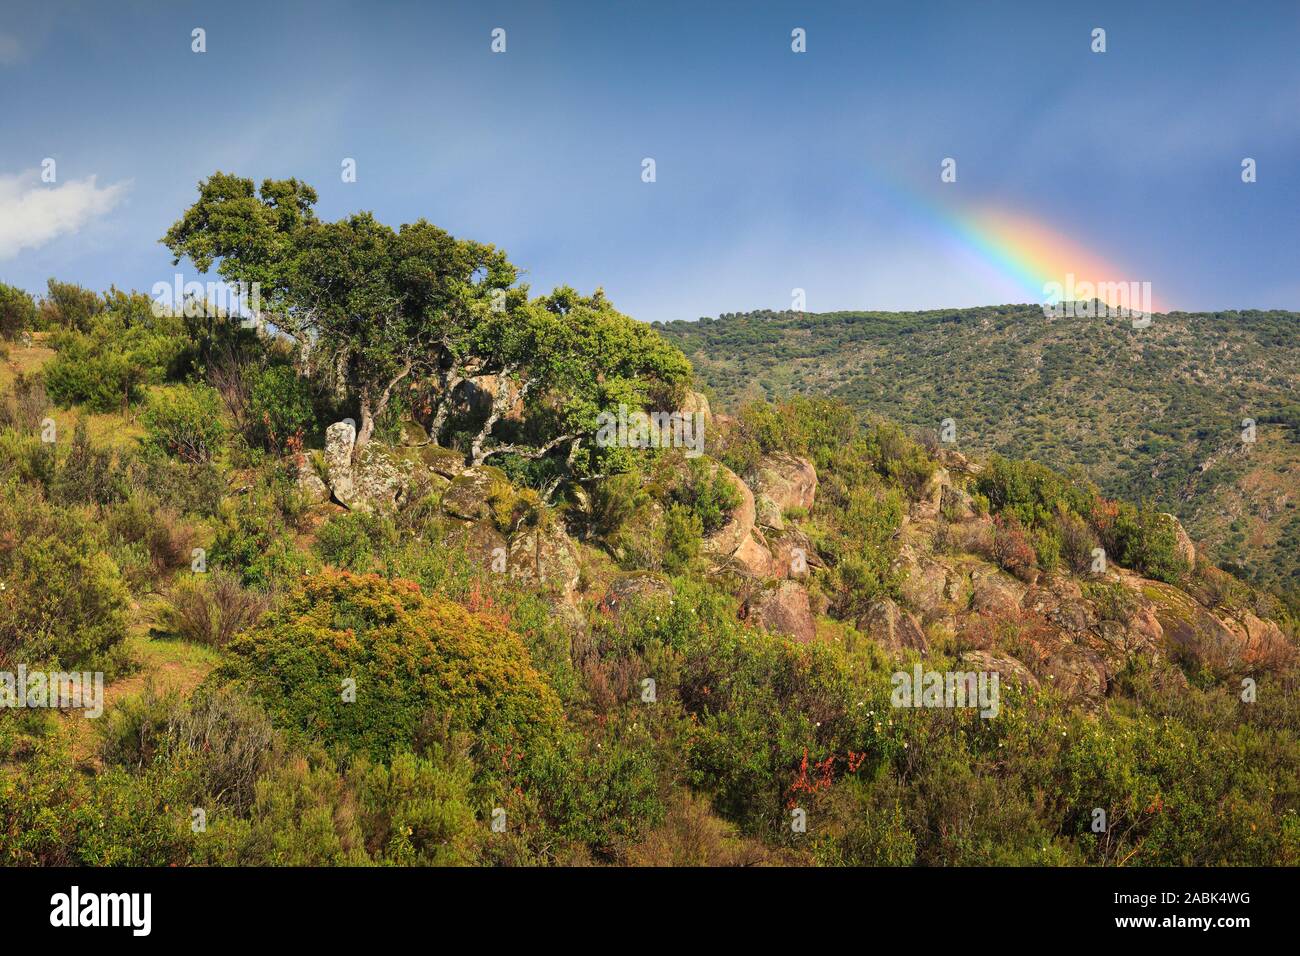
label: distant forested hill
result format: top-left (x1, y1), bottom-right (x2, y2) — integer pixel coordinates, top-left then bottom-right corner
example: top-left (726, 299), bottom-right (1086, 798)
top-left (656, 305), bottom-right (1300, 602)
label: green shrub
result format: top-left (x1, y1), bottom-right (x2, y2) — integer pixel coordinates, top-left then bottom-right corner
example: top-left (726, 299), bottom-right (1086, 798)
top-left (44, 310), bottom-right (189, 412)
top-left (38, 279), bottom-right (103, 332)
top-left (247, 364), bottom-right (314, 453)
top-left (152, 571), bottom-right (270, 647)
top-left (662, 504), bottom-right (702, 573)
top-left (0, 283), bottom-right (37, 340)
top-left (143, 383), bottom-right (228, 463)
top-left (977, 454), bottom-right (1095, 530)
top-left (208, 492), bottom-right (308, 590)
top-left (218, 570), bottom-right (563, 760)
top-left (0, 483), bottom-right (129, 671)
top-left (667, 457), bottom-right (741, 536)
top-left (822, 484), bottom-right (905, 617)
top-left (314, 510), bottom-right (398, 572)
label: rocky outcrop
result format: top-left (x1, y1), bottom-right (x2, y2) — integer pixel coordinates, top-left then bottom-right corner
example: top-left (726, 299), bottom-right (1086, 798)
top-left (753, 453), bottom-right (817, 528)
top-left (940, 483), bottom-right (977, 522)
top-left (296, 454), bottom-right (331, 505)
top-left (767, 527), bottom-right (818, 580)
top-left (970, 568), bottom-right (1026, 619)
top-left (508, 520), bottom-right (581, 600)
top-left (860, 598), bottom-right (928, 655)
top-left (441, 466), bottom-right (509, 522)
top-left (322, 422), bottom-right (411, 513)
top-left (755, 495), bottom-right (785, 531)
top-left (701, 463), bottom-right (756, 558)
top-left (730, 530), bottom-right (778, 578)
top-left (444, 520), bottom-right (508, 571)
top-left (1233, 612), bottom-right (1294, 668)
top-left (912, 467), bottom-right (949, 521)
top-left (1161, 513), bottom-right (1197, 568)
top-left (324, 421), bottom-right (358, 503)
top-left (959, 650), bottom-right (1039, 690)
top-left (898, 546), bottom-right (967, 623)
top-left (419, 444), bottom-right (469, 479)
top-left (400, 419), bottom-right (431, 447)
top-left (743, 580), bottom-right (816, 643)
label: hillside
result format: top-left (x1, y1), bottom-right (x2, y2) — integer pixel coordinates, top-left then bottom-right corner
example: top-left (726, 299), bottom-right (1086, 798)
top-left (3, 178), bottom-right (1299, 868)
top-left (655, 306), bottom-right (1300, 606)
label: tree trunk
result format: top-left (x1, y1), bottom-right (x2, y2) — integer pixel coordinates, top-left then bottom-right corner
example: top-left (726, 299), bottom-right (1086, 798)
top-left (352, 363), bottom-right (414, 462)
top-left (428, 372), bottom-right (464, 445)
top-left (355, 393), bottom-right (376, 456)
top-left (468, 368), bottom-right (523, 466)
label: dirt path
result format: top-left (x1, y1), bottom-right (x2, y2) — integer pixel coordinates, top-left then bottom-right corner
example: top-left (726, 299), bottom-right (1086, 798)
top-left (61, 611), bottom-right (222, 766)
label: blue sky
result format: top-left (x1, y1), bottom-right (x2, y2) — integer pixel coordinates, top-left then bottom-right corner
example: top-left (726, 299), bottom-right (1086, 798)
top-left (0, 0), bottom-right (1297, 322)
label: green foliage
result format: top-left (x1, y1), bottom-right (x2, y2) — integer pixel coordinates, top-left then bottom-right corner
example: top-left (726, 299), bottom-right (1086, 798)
top-left (313, 510), bottom-right (399, 572)
top-left (143, 383), bottom-right (228, 463)
top-left (246, 363), bottom-right (315, 453)
top-left (0, 283), bottom-right (37, 340)
top-left (666, 457), bottom-right (741, 536)
top-left (44, 308), bottom-right (190, 412)
top-left (662, 504), bottom-right (702, 573)
top-left (821, 484), bottom-right (905, 618)
top-left (218, 570), bottom-right (563, 761)
top-left (39, 279), bottom-right (103, 332)
top-left (208, 490), bottom-right (309, 590)
top-left (977, 454), bottom-right (1095, 531)
top-left (0, 482), bottom-right (129, 671)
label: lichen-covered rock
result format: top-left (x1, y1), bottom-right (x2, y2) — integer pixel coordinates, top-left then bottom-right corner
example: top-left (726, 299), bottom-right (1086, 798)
top-left (1228, 611), bottom-right (1294, 669)
top-left (508, 520), bottom-right (581, 600)
top-left (939, 483), bottom-right (976, 522)
top-left (971, 568), bottom-right (1026, 619)
top-left (753, 453), bottom-right (817, 514)
top-left (419, 444), bottom-right (468, 480)
top-left (1038, 646), bottom-right (1110, 702)
top-left (767, 527), bottom-right (819, 580)
top-left (441, 466), bottom-right (509, 522)
top-left (912, 467), bottom-right (948, 521)
top-left (742, 580), bottom-right (816, 643)
top-left (349, 442), bottom-right (408, 513)
top-left (898, 549), bottom-right (959, 621)
top-left (296, 454), bottom-right (330, 505)
top-left (324, 421), bottom-right (357, 503)
top-left (958, 650), bottom-right (1039, 690)
top-left (420, 446), bottom-right (467, 480)
top-left (860, 598), bottom-right (928, 655)
top-left (1138, 578), bottom-right (1251, 672)
top-left (444, 520), bottom-right (508, 572)
top-left (401, 419), bottom-right (431, 447)
top-left (755, 494), bottom-right (785, 531)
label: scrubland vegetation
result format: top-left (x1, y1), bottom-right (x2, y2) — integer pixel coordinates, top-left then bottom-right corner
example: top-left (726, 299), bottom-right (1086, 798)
top-left (658, 306), bottom-right (1300, 611)
top-left (1, 178), bottom-right (1298, 866)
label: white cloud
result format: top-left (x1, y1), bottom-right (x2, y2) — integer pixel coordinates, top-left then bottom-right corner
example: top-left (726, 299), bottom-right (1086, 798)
top-left (0, 170), bottom-right (130, 260)
top-left (0, 33), bottom-right (20, 65)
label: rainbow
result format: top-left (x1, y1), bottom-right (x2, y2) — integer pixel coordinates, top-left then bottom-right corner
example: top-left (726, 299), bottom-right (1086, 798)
top-left (869, 170), bottom-right (1170, 313)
